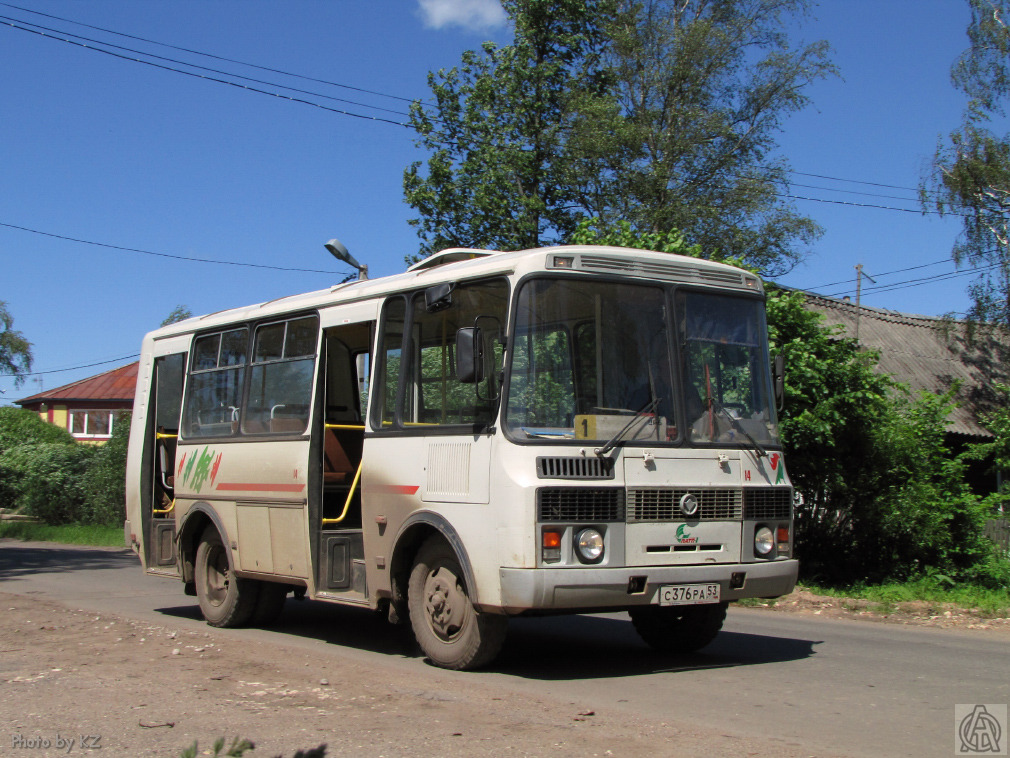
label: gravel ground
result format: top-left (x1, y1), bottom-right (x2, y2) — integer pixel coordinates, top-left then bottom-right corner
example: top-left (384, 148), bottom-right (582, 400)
top-left (0, 591), bottom-right (842, 758)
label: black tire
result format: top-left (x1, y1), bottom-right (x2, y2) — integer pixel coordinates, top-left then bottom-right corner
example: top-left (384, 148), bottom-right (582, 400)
top-left (407, 536), bottom-right (507, 670)
top-left (194, 526), bottom-right (259, 628)
top-left (629, 602), bottom-right (728, 653)
top-left (251, 581), bottom-right (288, 627)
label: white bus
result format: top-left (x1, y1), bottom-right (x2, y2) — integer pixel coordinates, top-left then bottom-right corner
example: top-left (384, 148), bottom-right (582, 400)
top-left (125, 244), bottom-right (796, 670)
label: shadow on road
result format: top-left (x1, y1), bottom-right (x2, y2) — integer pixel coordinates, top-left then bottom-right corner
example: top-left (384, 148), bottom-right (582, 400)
top-left (0, 540), bottom-right (138, 578)
top-left (157, 596), bottom-right (820, 680)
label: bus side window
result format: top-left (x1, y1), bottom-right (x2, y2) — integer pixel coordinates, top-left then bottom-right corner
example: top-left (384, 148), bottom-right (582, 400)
top-left (244, 315), bottom-right (318, 435)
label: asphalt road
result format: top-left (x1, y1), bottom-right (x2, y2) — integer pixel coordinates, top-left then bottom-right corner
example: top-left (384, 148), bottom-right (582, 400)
top-left (2, 539), bottom-right (1007, 758)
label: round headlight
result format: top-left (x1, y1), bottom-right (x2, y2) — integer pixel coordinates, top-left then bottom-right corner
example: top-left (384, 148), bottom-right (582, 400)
top-left (575, 528), bottom-right (604, 563)
top-left (754, 526), bottom-right (775, 556)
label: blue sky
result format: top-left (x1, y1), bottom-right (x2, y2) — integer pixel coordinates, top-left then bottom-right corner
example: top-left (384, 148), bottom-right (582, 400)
top-left (0, 0), bottom-right (981, 401)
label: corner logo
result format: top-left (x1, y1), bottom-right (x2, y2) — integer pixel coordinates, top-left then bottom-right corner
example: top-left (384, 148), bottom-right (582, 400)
top-left (956, 704), bottom-right (1006, 755)
top-left (676, 524), bottom-right (698, 545)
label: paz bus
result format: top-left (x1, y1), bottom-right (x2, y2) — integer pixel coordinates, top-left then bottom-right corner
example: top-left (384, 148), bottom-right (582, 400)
top-left (124, 244), bottom-right (797, 670)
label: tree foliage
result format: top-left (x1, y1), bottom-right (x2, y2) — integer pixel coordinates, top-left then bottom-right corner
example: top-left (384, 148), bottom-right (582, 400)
top-left (0, 300), bottom-right (33, 387)
top-left (572, 0), bottom-right (834, 275)
top-left (404, 0), bottom-right (834, 275)
top-left (768, 289), bottom-right (996, 584)
top-left (924, 0), bottom-right (1010, 326)
top-left (0, 407), bottom-right (129, 526)
top-left (403, 0), bottom-right (610, 261)
top-left (162, 305), bottom-right (193, 327)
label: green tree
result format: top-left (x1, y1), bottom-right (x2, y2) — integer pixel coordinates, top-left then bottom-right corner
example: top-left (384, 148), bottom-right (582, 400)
top-left (572, 0), bottom-right (834, 275)
top-left (405, 0), bottom-right (833, 276)
top-left (403, 0), bottom-right (611, 262)
top-left (963, 382), bottom-right (1010, 512)
top-left (923, 0), bottom-right (1010, 326)
top-left (162, 305), bottom-right (193, 327)
top-left (0, 300), bottom-right (33, 387)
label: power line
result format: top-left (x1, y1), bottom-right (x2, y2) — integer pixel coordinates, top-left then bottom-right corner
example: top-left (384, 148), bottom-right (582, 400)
top-left (0, 221), bottom-right (349, 276)
top-left (801, 257), bottom-right (956, 291)
top-left (780, 192), bottom-right (977, 218)
top-left (0, 1), bottom-right (433, 110)
top-left (0, 354), bottom-right (139, 379)
top-left (0, 12), bottom-right (421, 121)
top-left (821, 260), bottom-right (1004, 299)
top-left (0, 16), bottom-right (416, 129)
top-left (788, 170), bottom-right (921, 194)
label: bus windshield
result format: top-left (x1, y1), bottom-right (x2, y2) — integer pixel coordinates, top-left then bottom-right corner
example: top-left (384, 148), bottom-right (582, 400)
top-left (504, 277), bottom-right (779, 449)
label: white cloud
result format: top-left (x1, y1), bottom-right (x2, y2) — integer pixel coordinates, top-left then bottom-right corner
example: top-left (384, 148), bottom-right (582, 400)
top-left (418, 0), bottom-right (507, 31)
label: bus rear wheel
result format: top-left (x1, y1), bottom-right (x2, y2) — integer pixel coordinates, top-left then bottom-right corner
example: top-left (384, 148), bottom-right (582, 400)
top-left (195, 526), bottom-right (258, 628)
top-left (407, 536), bottom-right (507, 671)
top-left (629, 602), bottom-right (728, 653)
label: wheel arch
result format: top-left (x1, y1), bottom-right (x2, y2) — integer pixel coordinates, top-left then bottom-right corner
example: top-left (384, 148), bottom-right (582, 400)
top-left (389, 512), bottom-right (480, 619)
top-left (177, 503), bottom-right (229, 586)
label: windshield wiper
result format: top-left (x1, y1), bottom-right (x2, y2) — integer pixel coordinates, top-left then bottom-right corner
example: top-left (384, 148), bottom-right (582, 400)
top-left (594, 397), bottom-right (662, 458)
top-left (711, 402), bottom-right (768, 458)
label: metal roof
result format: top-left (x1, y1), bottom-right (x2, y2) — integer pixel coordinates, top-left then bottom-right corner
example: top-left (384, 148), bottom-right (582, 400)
top-left (803, 294), bottom-right (1010, 438)
top-left (15, 361), bottom-right (139, 406)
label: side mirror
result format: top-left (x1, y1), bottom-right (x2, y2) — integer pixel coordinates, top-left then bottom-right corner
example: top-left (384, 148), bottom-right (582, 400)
top-left (425, 282), bottom-right (456, 313)
top-left (455, 327), bottom-right (484, 384)
top-left (773, 353), bottom-right (785, 411)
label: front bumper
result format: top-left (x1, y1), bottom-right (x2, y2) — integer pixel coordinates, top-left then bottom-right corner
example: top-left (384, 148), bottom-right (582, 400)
top-left (497, 559), bottom-right (798, 613)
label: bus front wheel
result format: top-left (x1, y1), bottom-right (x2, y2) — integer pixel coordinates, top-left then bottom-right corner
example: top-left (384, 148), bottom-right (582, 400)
top-left (194, 526), bottom-right (258, 628)
top-left (407, 536), bottom-right (507, 670)
top-left (629, 602), bottom-right (728, 653)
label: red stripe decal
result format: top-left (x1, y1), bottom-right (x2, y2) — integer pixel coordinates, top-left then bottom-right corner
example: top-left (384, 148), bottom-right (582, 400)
top-left (371, 484), bottom-right (420, 495)
top-left (215, 482), bottom-right (306, 493)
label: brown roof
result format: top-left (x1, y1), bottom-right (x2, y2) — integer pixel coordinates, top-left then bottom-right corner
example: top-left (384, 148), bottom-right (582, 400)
top-left (16, 362), bottom-right (139, 406)
top-left (803, 294), bottom-right (1010, 438)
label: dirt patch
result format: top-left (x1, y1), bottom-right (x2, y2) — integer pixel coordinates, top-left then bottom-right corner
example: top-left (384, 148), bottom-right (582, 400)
top-left (0, 592), bottom-right (835, 758)
top-left (745, 587), bottom-right (1010, 632)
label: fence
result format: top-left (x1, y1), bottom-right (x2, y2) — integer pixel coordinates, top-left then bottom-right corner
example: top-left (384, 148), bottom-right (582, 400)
top-left (985, 519), bottom-right (1010, 556)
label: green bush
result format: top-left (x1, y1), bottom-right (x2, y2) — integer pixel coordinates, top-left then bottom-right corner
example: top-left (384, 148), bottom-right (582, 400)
top-left (0, 406), bottom-right (76, 451)
top-left (80, 412), bottom-right (130, 525)
top-left (0, 407), bottom-right (131, 527)
top-left (1, 441), bottom-right (96, 524)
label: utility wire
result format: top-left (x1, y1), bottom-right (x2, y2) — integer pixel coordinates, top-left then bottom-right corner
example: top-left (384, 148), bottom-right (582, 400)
top-left (0, 16), bottom-right (415, 129)
top-left (822, 260), bottom-right (1004, 299)
top-left (0, 1), bottom-right (434, 110)
top-left (0, 354), bottom-right (140, 379)
top-left (0, 12), bottom-right (420, 120)
top-left (801, 257), bottom-right (957, 291)
top-left (0, 221), bottom-right (350, 276)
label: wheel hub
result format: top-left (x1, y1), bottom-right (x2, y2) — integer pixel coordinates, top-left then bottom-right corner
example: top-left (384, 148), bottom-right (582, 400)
top-left (423, 567), bottom-right (466, 641)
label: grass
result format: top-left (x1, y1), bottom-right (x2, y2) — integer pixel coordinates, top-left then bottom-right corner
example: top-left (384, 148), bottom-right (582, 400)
top-left (0, 520), bottom-right (125, 547)
top-left (801, 578), bottom-right (1010, 618)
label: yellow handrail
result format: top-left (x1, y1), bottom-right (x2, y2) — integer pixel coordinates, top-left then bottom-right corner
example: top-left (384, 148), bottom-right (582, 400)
top-left (321, 461), bottom-right (363, 526)
top-left (325, 424), bottom-right (366, 430)
top-left (153, 499), bottom-right (176, 516)
top-left (156, 432), bottom-right (178, 439)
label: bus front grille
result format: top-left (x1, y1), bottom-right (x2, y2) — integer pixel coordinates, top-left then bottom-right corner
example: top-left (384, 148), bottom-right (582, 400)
top-left (627, 488), bottom-right (743, 521)
top-left (537, 487), bottom-right (625, 522)
top-left (536, 456), bottom-right (615, 480)
top-left (743, 487), bottom-right (794, 520)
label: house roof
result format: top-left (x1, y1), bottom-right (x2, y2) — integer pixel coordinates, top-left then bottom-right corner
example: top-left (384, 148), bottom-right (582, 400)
top-left (15, 361), bottom-right (139, 406)
top-left (802, 293), bottom-right (1010, 438)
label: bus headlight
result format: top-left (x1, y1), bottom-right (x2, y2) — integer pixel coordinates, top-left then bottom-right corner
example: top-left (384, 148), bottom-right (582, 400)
top-left (754, 525), bottom-right (775, 557)
top-left (574, 528), bottom-right (604, 563)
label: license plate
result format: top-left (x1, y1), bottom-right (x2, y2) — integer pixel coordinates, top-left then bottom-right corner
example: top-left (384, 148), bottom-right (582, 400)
top-left (659, 583), bottom-right (721, 606)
